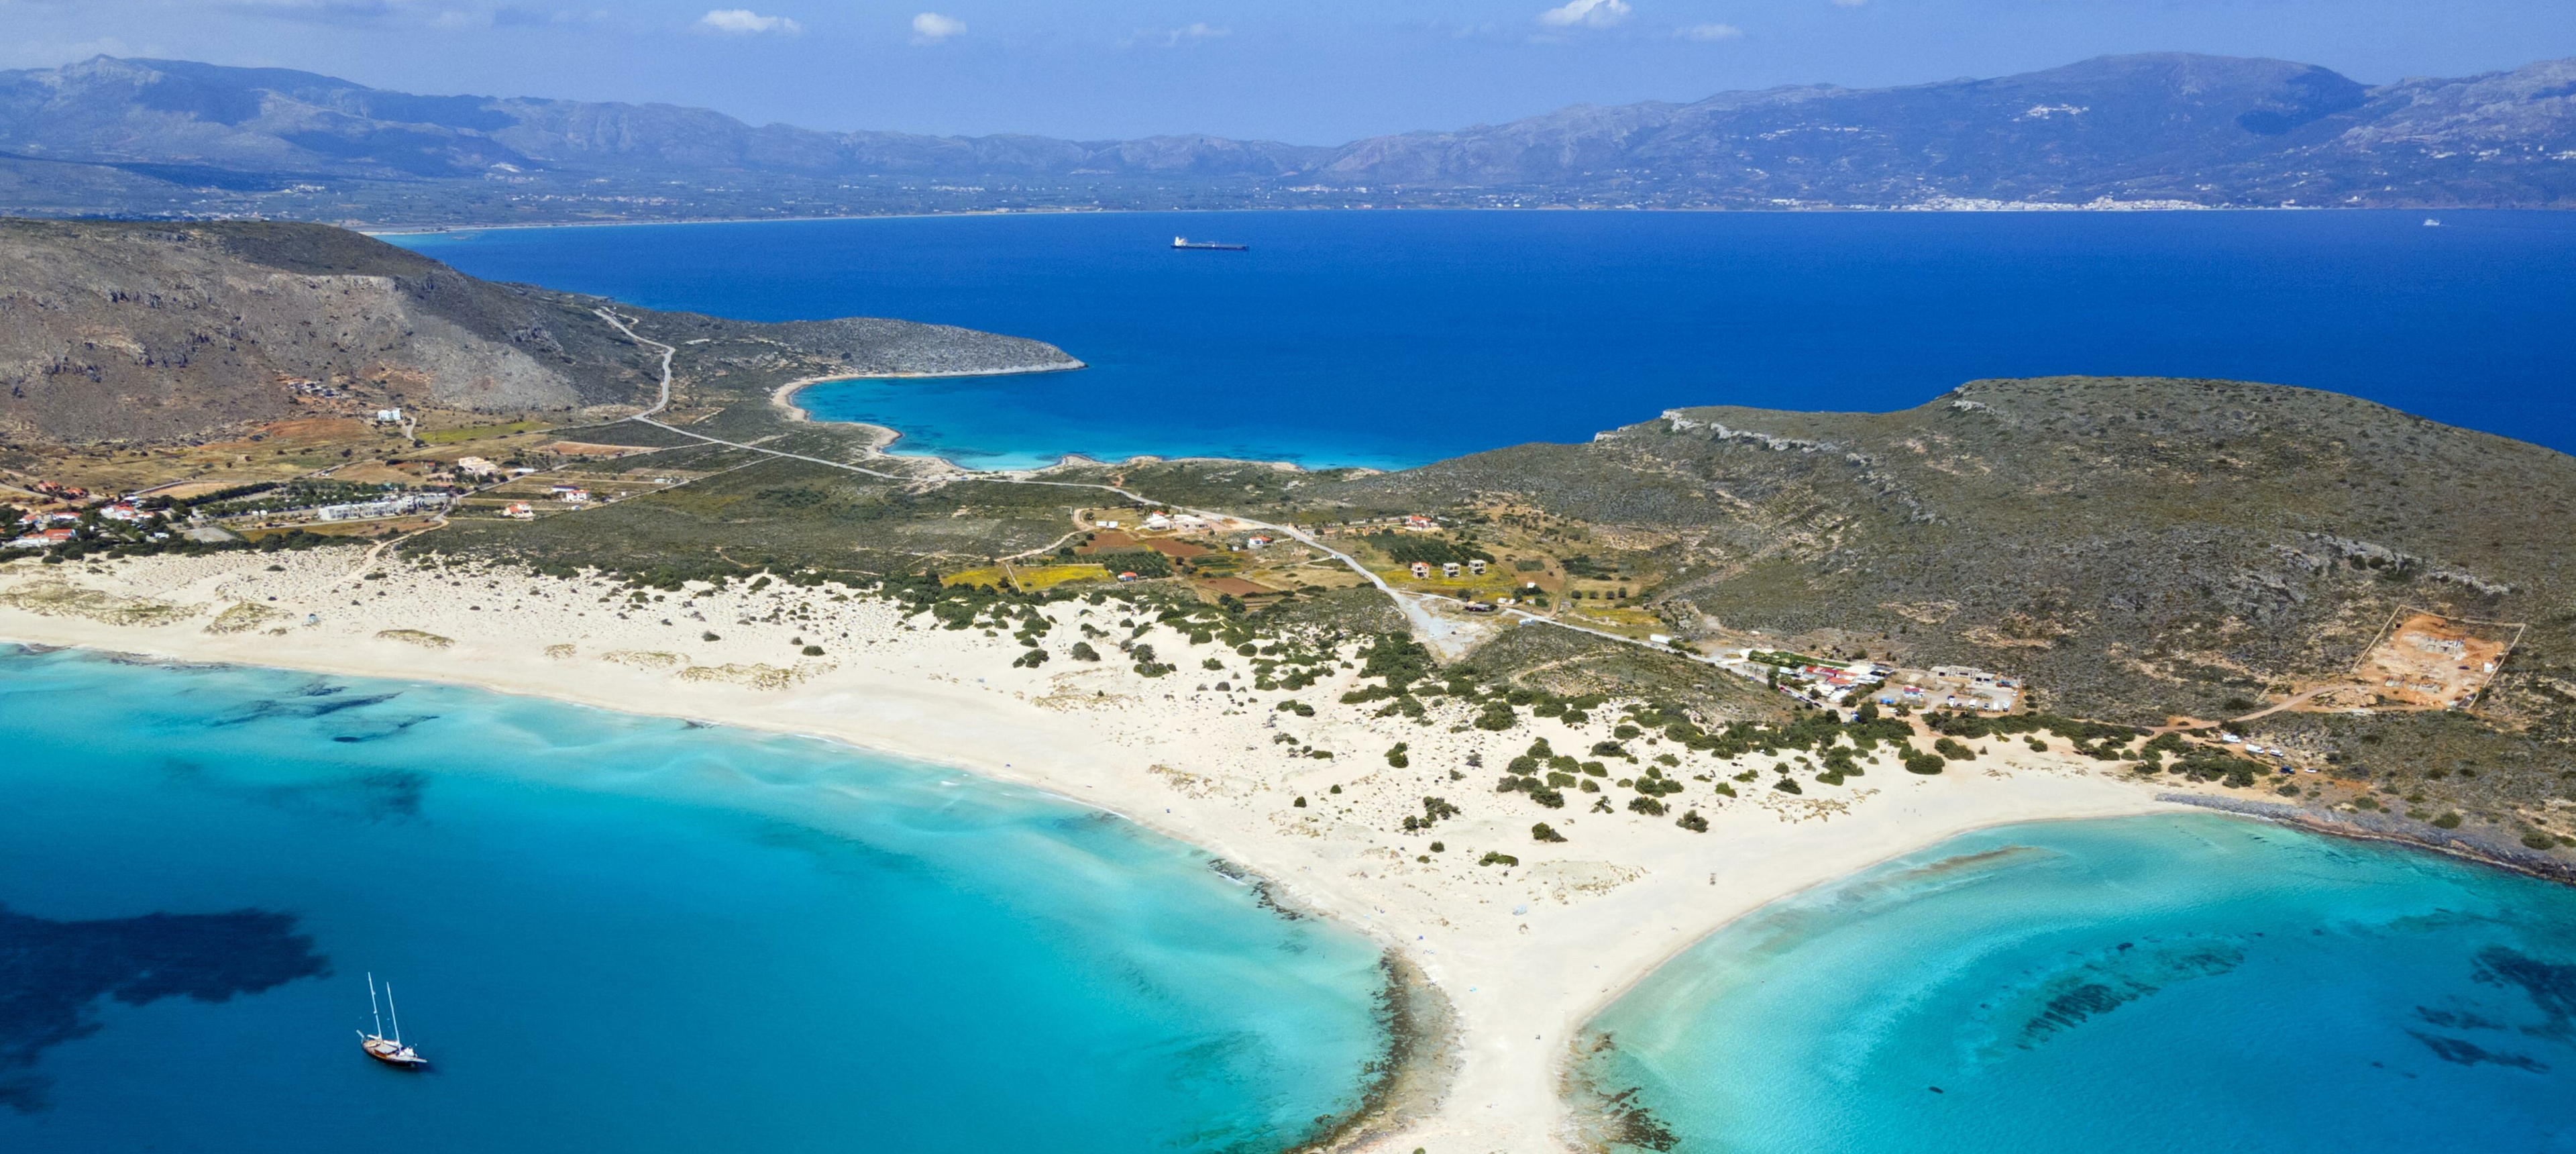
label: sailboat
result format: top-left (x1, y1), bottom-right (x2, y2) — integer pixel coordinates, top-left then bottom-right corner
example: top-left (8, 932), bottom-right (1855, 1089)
top-left (359, 972), bottom-right (429, 1069)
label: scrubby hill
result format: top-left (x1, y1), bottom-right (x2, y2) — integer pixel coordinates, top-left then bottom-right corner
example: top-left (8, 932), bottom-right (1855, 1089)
top-left (1310, 376), bottom-right (2576, 741)
top-left (0, 218), bottom-right (1079, 444)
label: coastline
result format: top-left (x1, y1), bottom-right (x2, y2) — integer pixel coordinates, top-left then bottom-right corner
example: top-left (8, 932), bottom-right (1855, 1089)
top-left (765, 370), bottom-right (1373, 476)
top-left (362, 201), bottom-right (2358, 239)
top-left (0, 550), bottom-right (2199, 1151)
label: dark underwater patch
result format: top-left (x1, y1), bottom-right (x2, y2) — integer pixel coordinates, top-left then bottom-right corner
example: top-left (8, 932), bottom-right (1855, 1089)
top-left (1979, 937), bottom-right (2249, 1053)
top-left (2414, 1006), bottom-right (2507, 1031)
top-left (326, 714), bottom-right (438, 743)
top-left (2408, 1031), bottom-right (2549, 1072)
top-left (2471, 945), bottom-right (2575, 1042)
top-left (0, 904), bottom-right (329, 1112)
top-left (208, 690), bottom-right (404, 728)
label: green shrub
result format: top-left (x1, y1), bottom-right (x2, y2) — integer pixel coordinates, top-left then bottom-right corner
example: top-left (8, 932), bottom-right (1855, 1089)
top-left (2521, 832), bottom-right (2562, 850)
top-left (800, 644), bottom-right (825, 657)
top-left (1676, 810), bottom-right (1709, 833)
top-left (1069, 641), bottom-right (1101, 662)
top-left (1531, 823), bottom-right (1566, 843)
top-left (1386, 742), bottom-right (1410, 768)
top-left (1627, 796), bottom-right (1668, 816)
top-left (2431, 812), bottom-right (2463, 829)
top-left (1479, 851), bottom-right (1518, 868)
top-left (1903, 751), bottom-right (1945, 775)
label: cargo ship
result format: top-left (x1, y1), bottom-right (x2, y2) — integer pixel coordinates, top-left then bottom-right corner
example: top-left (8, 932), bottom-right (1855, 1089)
top-left (1171, 236), bottom-right (1249, 251)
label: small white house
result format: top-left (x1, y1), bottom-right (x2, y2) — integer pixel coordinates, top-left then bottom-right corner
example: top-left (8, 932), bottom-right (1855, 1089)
top-left (375, 408), bottom-right (405, 423)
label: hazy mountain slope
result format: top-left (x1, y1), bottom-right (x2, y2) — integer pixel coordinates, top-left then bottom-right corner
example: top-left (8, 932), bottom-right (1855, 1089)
top-left (0, 56), bottom-right (1325, 185)
top-left (1312, 54), bottom-right (2576, 207)
top-left (0, 52), bottom-right (2570, 220)
top-left (0, 219), bottom-right (1079, 443)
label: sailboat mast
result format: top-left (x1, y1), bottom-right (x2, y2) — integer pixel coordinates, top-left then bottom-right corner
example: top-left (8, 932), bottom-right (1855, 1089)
top-left (368, 972), bottom-right (384, 1038)
top-left (386, 984), bottom-right (402, 1045)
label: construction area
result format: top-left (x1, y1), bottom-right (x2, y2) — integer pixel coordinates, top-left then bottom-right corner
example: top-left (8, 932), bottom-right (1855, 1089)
top-left (2334, 608), bottom-right (2526, 711)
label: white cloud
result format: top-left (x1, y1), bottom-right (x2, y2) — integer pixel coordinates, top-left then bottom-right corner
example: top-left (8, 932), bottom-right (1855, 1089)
top-left (1538, 0), bottom-right (1630, 28)
top-left (1125, 21), bottom-right (1228, 48)
top-left (696, 9), bottom-right (801, 35)
top-left (910, 11), bottom-right (966, 43)
top-left (1675, 21), bottom-right (1741, 40)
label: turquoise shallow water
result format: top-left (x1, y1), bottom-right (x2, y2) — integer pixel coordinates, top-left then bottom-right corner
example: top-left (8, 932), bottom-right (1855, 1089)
top-left (392, 210), bottom-right (2576, 468)
top-left (1580, 813), bottom-right (2576, 1153)
top-left (0, 647), bottom-right (1387, 1153)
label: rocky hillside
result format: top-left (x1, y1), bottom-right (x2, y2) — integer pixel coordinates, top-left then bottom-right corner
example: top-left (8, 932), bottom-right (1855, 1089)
top-left (1309, 376), bottom-right (2576, 738)
top-left (1, 53), bottom-right (2570, 222)
top-left (0, 218), bottom-right (1079, 443)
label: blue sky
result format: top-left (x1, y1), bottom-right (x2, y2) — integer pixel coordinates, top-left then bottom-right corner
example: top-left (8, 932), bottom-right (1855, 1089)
top-left (5, 0), bottom-right (2572, 142)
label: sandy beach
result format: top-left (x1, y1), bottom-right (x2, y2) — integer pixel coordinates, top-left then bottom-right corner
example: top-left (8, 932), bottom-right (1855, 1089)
top-left (0, 549), bottom-right (2185, 1152)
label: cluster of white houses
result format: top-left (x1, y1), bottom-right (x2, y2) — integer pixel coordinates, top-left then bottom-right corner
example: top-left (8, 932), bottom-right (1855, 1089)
top-left (1405, 558), bottom-right (1490, 580)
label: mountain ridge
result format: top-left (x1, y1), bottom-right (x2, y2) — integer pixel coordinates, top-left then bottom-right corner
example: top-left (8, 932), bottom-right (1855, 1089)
top-left (1, 52), bottom-right (2570, 223)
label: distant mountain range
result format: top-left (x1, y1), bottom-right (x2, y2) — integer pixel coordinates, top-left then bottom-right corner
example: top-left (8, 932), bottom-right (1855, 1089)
top-left (2, 52), bottom-right (2571, 223)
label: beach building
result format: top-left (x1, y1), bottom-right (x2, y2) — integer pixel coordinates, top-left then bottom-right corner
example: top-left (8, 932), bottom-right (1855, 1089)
top-left (455, 456), bottom-right (499, 478)
top-left (1442, 562), bottom-right (1462, 578)
top-left (9, 527), bottom-right (77, 549)
top-left (502, 502), bottom-right (536, 519)
top-left (1469, 559), bottom-right (1487, 576)
top-left (1409, 562), bottom-right (1432, 579)
top-left (1143, 512), bottom-right (1174, 531)
top-left (99, 503), bottom-right (148, 522)
top-left (1403, 515), bottom-right (1436, 532)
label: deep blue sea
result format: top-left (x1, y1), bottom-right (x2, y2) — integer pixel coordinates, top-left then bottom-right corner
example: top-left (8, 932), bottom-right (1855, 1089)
top-left (0, 647), bottom-right (1387, 1153)
top-left (392, 210), bottom-right (2576, 469)
top-left (1580, 813), bottom-right (2576, 1153)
